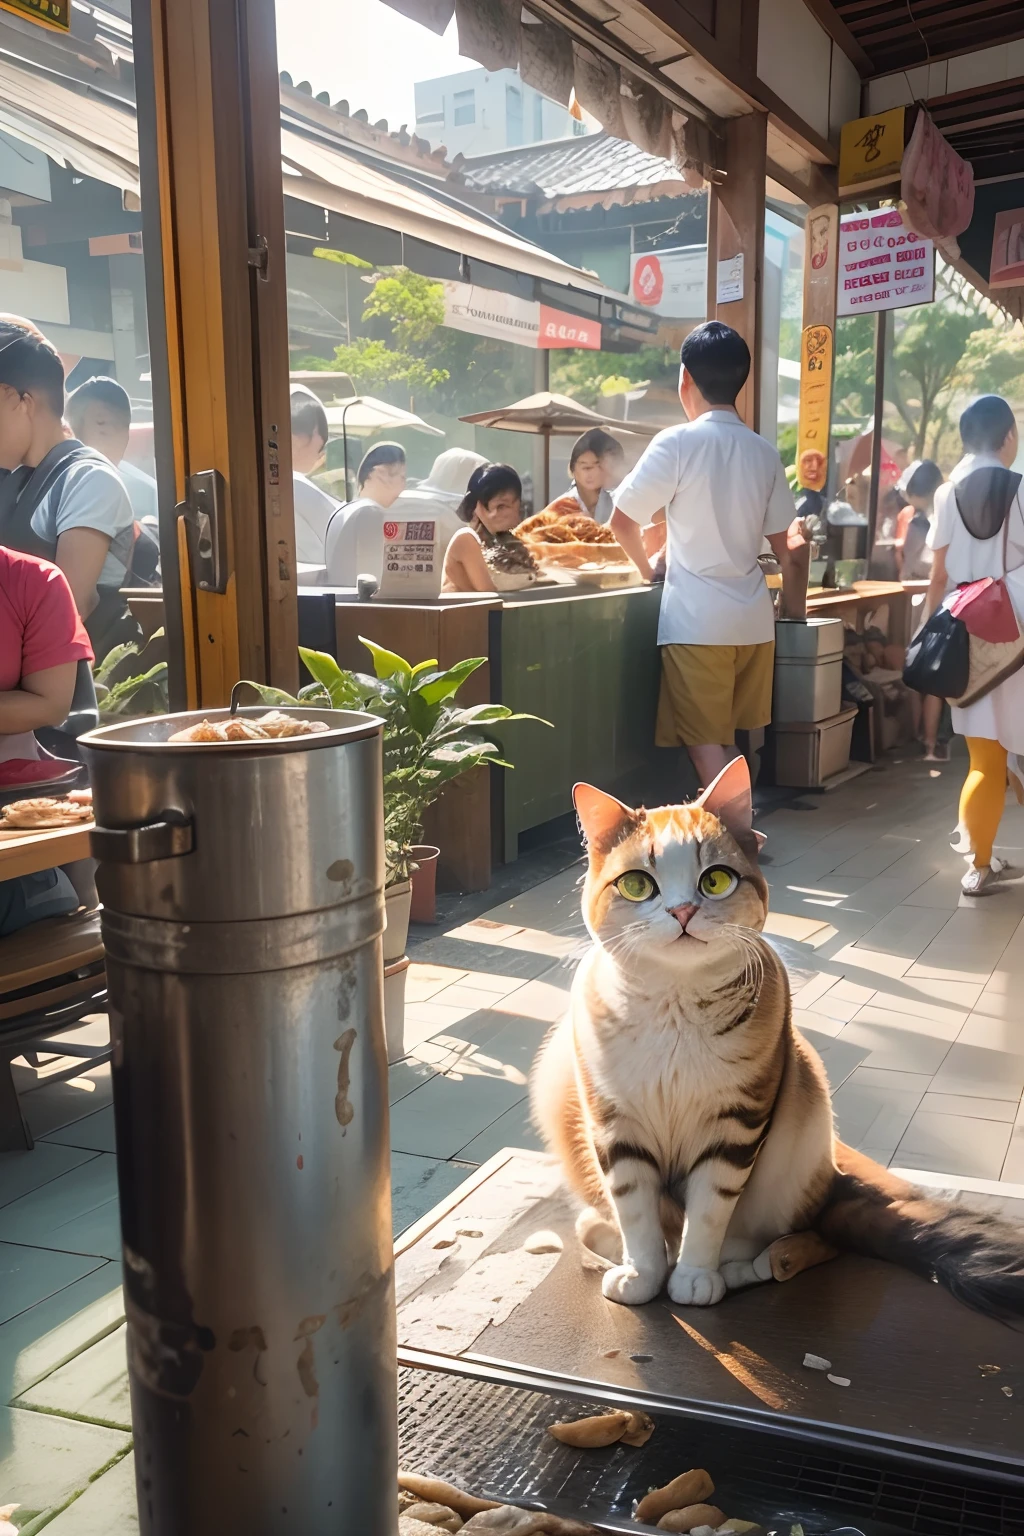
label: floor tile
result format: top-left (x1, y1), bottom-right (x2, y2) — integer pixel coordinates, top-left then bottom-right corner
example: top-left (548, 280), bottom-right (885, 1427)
top-left (491, 977), bottom-right (568, 1024)
top-left (903, 869), bottom-right (973, 908)
top-left (1002, 1112), bottom-right (1024, 1182)
top-left (762, 912), bottom-right (836, 946)
top-left (831, 1067), bottom-right (931, 1155)
top-left (43, 1447), bottom-right (137, 1534)
top-left (793, 1008), bottom-right (845, 1039)
top-left (956, 1009), bottom-right (1024, 1052)
top-left (0, 1261), bottom-right (123, 1400)
top-left (907, 908), bottom-right (1022, 984)
top-left (849, 904), bottom-right (952, 963)
top-left (42, 1107), bottom-right (116, 1155)
top-left (409, 935), bottom-right (561, 980)
top-left (389, 1072), bottom-right (529, 1161)
top-left (429, 982), bottom-right (526, 1013)
top-left (918, 1092), bottom-right (1018, 1122)
top-left (927, 1043), bottom-right (1024, 1101)
top-left (0, 1405), bottom-right (130, 1525)
top-left (789, 971), bottom-right (842, 1009)
top-left (828, 943), bottom-right (914, 982)
top-left (21, 1065), bottom-right (113, 1140)
top-left (0, 1143), bottom-right (98, 1209)
top-left (799, 1028), bottom-right (869, 1092)
top-left (405, 964), bottom-right (467, 1002)
top-left (0, 1154), bottom-right (120, 1259)
top-left (391, 1152), bottom-right (473, 1237)
top-left (455, 1099), bottom-right (545, 1163)
top-left (895, 1109), bottom-right (1012, 1180)
top-left (15, 1322), bottom-right (130, 1430)
top-left (0, 1242), bottom-right (106, 1330)
top-left (830, 835), bottom-right (921, 879)
top-left (850, 1001), bottom-right (963, 1043)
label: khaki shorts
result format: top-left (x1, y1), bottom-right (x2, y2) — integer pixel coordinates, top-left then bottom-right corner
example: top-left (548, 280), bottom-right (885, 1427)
top-left (656, 641), bottom-right (775, 748)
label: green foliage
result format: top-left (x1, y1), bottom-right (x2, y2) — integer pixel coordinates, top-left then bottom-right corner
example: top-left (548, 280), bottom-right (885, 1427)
top-left (312, 246), bottom-right (372, 269)
top-left (550, 345), bottom-right (673, 409)
top-left (326, 337), bottom-right (449, 396)
top-left (241, 640), bottom-right (549, 885)
top-left (363, 268), bottom-right (446, 346)
top-left (93, 629), bottom-right (169, 720)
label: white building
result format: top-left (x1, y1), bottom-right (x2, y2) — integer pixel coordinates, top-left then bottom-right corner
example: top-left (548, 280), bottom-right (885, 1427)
top-left (413, 67), bottom-right (587, 158)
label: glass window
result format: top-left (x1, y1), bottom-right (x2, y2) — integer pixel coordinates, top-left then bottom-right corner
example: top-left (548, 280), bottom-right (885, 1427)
top-left (532, 93), bottom-right (544, 142)
top-left (761, 200), bottom-right (806, 456)
top-left (453, 90), bottom-right (475, 127)
top-left (506, 85), bottom-right (523, 147)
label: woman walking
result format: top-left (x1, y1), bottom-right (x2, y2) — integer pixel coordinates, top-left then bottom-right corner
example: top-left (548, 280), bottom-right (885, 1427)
top-left (926, 396), bottom-right (1024, 895)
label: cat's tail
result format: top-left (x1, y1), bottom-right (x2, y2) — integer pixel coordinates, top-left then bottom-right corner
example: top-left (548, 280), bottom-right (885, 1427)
top-left (815, 1143), bottom-right (1024, 1321)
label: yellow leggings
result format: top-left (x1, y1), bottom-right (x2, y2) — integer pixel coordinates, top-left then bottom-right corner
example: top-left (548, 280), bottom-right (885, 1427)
top-left (959, 737), bottom-right (1007, 867)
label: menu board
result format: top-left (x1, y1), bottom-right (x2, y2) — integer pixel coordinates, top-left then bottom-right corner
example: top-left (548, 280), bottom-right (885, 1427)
top-left (837, 209), bottom-right (934, 318)
top-left (375, 519), bottom-right (441, 601)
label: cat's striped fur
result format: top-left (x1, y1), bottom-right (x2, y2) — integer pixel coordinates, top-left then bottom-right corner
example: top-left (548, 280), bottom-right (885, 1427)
top-left (530, 758), bottom-right (1024, 1316)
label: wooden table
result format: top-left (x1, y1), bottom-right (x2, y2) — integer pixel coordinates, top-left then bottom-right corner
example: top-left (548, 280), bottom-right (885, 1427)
top-left (0, 822), bottom-right (94, 882)
top-left (807, 580), bottom-right (915, 647)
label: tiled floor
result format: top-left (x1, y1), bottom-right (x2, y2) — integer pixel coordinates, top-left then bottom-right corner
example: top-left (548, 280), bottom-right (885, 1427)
top-left (2, 747), bottom-right (1024, 1526)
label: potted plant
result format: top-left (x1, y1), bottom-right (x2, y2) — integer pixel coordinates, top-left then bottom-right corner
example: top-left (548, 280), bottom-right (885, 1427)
top-left (243, 639), bottom-right (547, 1058)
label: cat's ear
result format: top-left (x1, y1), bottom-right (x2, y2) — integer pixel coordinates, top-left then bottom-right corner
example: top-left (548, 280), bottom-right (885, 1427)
top-left (573, 783), bottom-right (639, 853)
top-left (698, 757), bottom-right (761, 860)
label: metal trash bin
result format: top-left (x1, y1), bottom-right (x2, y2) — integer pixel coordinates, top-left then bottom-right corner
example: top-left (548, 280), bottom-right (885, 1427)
top-left (80, 707), bottom-right (396, 1536)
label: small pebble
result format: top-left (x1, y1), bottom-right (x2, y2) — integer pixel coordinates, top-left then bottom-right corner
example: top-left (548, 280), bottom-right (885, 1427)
top-left (827, 1374), bottom-right (851, 1387)
top-left (523, 1230), bottom-right (563, 1255)
top-left (433, 1238), bottom-right (456, 1250)
top-left (802, 1352), bottom-right (831, 1371)
top-left (1001, 1386), bottom-right (1014, 1398)
top-left (456, 1228), bottom-right (483, 1238)
top-left (979, 1363), bottom-right (1001, 1376)
top-left (601, 1348), bottom-right (620, 1358)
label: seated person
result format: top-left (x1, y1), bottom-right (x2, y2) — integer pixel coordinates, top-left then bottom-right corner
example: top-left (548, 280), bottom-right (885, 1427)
top-left (442, 463), bottom-right (531, 593)
top-left (546, 427), bottom-right (625, 524)
top-left (895, 459), bottom-right (943, 580)
top-left (290, 387), bottom-right (341, 566)
top-left (66, 375), bottom-right (159, 525)
top-left (0, 320), bottom-right (138, 658)
top-left (390, 447), bottom-right (488, 560)
top-left (324, 442), bottom-right (407, 586)
top-left (0, 544), bottom-right (93, 936)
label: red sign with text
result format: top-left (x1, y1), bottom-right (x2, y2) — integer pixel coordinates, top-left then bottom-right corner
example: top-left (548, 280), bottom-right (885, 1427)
top-left (537, 306), bottom-right (601, 350)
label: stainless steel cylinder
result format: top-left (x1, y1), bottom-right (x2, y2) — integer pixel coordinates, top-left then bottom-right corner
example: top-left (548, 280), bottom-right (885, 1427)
top-left (81, 708), bottom-right (396, 1535)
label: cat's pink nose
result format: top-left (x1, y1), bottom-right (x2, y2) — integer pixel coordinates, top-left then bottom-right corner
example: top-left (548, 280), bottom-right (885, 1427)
top-left (669, 903), bottom-right (699, 931)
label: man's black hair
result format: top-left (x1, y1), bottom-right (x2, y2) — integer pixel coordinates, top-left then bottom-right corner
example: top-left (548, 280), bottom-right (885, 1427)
top-left (0, 320), bottom-right (65, 417)
top-left (67, 375), bottom-right (131, 432)
top-left (569, 427), bottom-right (623, 471)
top-left (290, 389), bottom-right (329, 448)
top-left (679, 320), bottom-right (751, 406)
top-left (904, 459), bottom-right (944, 502)
top-left (356, 440), bottom-right (405, 489)
top-left (960, 395), bottom-right (1016, 454)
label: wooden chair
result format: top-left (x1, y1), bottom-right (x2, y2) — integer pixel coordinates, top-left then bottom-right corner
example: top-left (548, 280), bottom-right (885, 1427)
top-left (0, 911), bottom-right (109, 1152)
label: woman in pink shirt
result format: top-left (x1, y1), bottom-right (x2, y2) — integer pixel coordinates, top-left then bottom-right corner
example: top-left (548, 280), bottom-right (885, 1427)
top-left (0, 544), bottom-right (93, 934)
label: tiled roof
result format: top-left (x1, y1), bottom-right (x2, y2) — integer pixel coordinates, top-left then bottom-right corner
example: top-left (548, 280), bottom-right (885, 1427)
top-left (458, 130), bottom-right (695, 205)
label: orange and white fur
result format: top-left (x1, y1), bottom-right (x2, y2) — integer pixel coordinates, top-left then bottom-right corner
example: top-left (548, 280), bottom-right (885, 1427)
top-left (531, 759), bottom-right (1024, 1317)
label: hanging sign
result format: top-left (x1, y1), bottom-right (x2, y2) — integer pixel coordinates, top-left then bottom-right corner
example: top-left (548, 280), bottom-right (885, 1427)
top-left (797, 324), bottom-right (833, 492)
top-left (0, 0), bottom-right (68, 27)
top-left (716, 253), bottom-right (744, 305)
top-left (442, 281), bottom-right (539, 346)
top-left (630, 247), bottom-right (706, 319)
top-left (375, 518), bottom-right (442, 601)
top-left (839, 107), bottom-right (905, 192)
top-left (989, 208), bottom-right (1024, 288)
top-left (538, 305), bottom-right (601, 349)
top-left (837, 209), bottom-right (934, 318)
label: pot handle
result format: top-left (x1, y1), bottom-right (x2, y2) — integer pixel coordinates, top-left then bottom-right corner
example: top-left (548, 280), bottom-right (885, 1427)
top-left (91, 817), bottom-right (194, 864)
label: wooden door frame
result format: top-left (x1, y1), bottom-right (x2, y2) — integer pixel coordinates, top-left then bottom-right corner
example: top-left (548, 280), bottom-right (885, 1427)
top-left (132, 0), bottom-right (298, 706)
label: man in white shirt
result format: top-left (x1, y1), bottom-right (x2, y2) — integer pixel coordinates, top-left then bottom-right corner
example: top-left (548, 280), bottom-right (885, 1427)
top-left (611, 321), bottom-right (806, 788)
top-left (291, 388), bottom-right (341, 566)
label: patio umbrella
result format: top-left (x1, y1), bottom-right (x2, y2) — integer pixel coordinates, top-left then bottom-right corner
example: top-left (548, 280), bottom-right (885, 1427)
top-left (322, 395), bottom-right (444, 492)
top-left (459, 391), bottom-right (658, 503)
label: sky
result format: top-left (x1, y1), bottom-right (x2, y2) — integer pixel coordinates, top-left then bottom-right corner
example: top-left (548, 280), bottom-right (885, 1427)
top-left (275, 0), bottom-right (478, 131)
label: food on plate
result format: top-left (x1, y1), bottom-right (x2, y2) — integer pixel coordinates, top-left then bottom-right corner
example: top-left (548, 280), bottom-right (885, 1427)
top-left (0, 797), bottom-right (93, 830)
top-left (67, 787), bottom-right (93, 805)
top-left (168, 713), bottom-right (330, 743)
top-left (404, 1504), bottom-right (464, 1531)
top-left (483, 534), bottom-right (539, 579)
top-left (655, 1504), bottom-right (724, 1531)
top-left (518, 511), bottom-right (616, 546)
top-left (547, 1409), bottom-right (630, 1447)
top-left (461, 1509), bottom-right (596, 1534)
top-left (620, 1410), bottom-right (655, 1447)
top-left (634, 1470), bottom-right (714, 1524)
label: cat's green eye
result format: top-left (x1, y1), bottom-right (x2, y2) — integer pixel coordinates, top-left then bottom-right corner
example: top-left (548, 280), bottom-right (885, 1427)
top-left (699, 866), bottom-right (739, 900)
top-left (615, 870), bottom-right (658, 902)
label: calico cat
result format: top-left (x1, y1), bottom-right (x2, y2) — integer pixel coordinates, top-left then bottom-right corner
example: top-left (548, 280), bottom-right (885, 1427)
top-left (530, 757), bottom-right (1024, 1318)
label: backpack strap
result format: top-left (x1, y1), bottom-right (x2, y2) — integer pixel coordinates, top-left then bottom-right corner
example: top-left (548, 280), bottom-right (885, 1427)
top-left (0, 442), bottom-right (108, 559)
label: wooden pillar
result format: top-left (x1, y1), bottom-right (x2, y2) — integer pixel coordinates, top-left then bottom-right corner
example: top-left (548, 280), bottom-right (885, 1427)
top-left (706, 112), bottom-right (767, 430)
top-left (136, 0), bottom-right (298, 705)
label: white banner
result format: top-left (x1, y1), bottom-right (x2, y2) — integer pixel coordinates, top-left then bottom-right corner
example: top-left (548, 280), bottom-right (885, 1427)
top-left (630, 246), bottom-right (706, 319)
top-left (837, 209), bottom-right (934, 318)
top-left (442, 280), bottom-right (539, 346)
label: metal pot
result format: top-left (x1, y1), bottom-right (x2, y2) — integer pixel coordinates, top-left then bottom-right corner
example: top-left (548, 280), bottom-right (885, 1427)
top-left (80, 707), bottom-right (397, 1535)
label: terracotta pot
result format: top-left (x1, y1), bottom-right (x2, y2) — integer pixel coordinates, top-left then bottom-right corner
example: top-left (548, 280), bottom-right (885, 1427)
top-left (383, 955), bottom-right (410, 1063)
top-left (383, 879), bottom-right (412, 963)
top-left (409, 844), bottom-right (441, 924)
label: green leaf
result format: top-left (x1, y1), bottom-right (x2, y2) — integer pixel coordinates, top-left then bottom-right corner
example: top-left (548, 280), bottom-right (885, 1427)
top-left (298, 648), bottom-right (363, 708)
top-left (237, 679), bottom-right (302, 706)
top-left (414, 657), bottom-right (485, 706)
top-left (360, 637), bottom-right (413, 681)
top-left (92, 638), bottom-right (140, 686)
top-left (410, 657), bottom-right (439, 678)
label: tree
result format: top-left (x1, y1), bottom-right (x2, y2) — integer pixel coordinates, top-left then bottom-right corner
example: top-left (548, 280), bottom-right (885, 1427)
top-left (550, 345), bottom-right (673, 409)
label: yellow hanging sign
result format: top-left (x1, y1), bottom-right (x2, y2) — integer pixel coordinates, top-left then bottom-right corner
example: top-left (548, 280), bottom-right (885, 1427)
top-left (797, 324), bottom-right (833, 492)
top-left (0, 0), bottom-right (69, 29)
top-left (839, 107), bottom-right (905, 191)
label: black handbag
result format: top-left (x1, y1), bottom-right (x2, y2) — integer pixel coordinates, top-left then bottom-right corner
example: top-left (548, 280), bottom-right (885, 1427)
top-left (903, 605), bottom-right (971, 698)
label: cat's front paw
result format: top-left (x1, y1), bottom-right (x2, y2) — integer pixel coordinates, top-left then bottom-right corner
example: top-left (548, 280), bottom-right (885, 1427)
top-left (667, 1263), bottom-right (726, 1306)
top-left (601, 1262), bottom-right (665, 1306)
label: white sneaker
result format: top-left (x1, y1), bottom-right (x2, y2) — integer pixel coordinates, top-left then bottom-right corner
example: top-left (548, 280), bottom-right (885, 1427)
top-left (962, 859), bottom-right (1013, 896)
